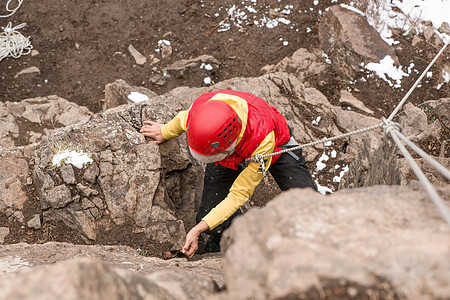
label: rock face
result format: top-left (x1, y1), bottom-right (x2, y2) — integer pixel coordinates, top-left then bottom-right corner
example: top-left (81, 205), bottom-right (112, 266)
top-left (0, 95), bottom-right (93, 148)
top-left (0, 242), bottom-right (225, 289)
top-left (319, 5), bottom-right (398, 79)
top-left (341, 98), bottom-right (449, 188)
top-left (0, 96), bottom-right (205, 252)
top-left (1, 72), bottom-right (410, 249)
top-left (30, 100), bottom-right (200, 247)
top-left (0, 257), bottom-right (219, 300)
top-left (222, 185), bottom-right (450, 300)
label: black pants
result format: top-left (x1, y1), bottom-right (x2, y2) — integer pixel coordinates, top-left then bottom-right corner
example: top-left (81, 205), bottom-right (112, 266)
top-left (196, 147), bottom-right (316, 236)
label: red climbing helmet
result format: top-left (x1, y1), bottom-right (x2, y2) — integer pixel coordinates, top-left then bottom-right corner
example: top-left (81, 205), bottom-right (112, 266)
top-left (187, 100), bottom-right (242, 156)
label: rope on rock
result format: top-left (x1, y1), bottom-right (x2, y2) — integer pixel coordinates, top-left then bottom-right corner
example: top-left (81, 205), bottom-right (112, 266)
top-left (387, 40), bottom-right (449, 122)
top-left (0, 0), bottom-right (32, 61)
top-left (250, 40), bottom-right (450, 226)
top-left (384, 120), bottom-right (450, 226)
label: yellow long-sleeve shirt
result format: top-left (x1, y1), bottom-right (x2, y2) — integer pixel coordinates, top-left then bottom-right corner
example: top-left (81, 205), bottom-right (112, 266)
top-left (161, 93), bottom-right (275, 230)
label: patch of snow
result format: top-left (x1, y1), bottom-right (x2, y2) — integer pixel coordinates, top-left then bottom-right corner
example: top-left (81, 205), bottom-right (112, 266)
top-left (365, 55), bottom-right (408, 87)
top-left (316, 152), bottom-right (329, 172)
top-left (128, 92), bottom-right (149, 103)
top-left (52, 149), bottom-right (93, 169)
top-left (315, 179), bottom-right (333, 195)
top-left (330, 150), bottom-right (337, 158)
top-left (312, 116), bottom-right (321, 126)
top-left (333, 164), bottom-right (349, 183)
top-left (204, 77), bottom-right (212, 85)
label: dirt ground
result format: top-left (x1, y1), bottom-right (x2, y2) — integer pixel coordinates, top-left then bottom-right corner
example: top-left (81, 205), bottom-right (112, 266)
top-left (1, 0), bottom-right (447, 113)
top-left (1, 0), bottom-right (449, 255)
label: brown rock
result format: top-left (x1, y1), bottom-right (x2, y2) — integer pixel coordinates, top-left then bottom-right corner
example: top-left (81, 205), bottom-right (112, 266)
top-left (222, 186), bottom-right (450, 300)
top-left (319, 5), bottom-right (398, 79)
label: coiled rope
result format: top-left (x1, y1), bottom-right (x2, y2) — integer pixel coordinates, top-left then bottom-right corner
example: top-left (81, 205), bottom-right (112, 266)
top-left (0, 0), bottom-right (32, 61)
top-left (0, 22), bottom-right (32, 61)
top-left (0, 0), bottom-right (23, 18)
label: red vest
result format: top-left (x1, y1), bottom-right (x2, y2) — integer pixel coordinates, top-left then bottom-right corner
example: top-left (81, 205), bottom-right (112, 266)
top-left (187, 90), bottom-right (290, 169)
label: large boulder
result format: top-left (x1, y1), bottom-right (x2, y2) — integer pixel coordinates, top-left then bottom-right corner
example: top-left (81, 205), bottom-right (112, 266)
top-left (319, 5), bottom-right (398, 80)
top-left (222, 185), bottom-right (450, 299)
top-left (0, 257), bottom-right (220, 300)
top-left (0, 98), bottom-right (204, 253)
top-left (0, 242), bottom-right (225, 288)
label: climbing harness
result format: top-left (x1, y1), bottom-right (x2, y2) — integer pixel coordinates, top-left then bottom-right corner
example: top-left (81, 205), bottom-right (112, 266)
top-left (0, 0), bottom-right (32, 61)
top-left (251, 39), bottom-right (450, 226)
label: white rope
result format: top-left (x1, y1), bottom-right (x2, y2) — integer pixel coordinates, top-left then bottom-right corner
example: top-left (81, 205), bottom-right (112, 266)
top-left (0, 0), bottom-right (23, 18)
top-left (0, 22), bottom-right (32, 61)
top-left (386, 127), bottom-right (450, 226)
top-left (387, 40), bottom-right (449, 122)
top-left (250, 122), bottom-right (384, 163)
top-left (251, 38), bottom-right (449, 164)
top-left (392, 128), bottom-right (450, 181)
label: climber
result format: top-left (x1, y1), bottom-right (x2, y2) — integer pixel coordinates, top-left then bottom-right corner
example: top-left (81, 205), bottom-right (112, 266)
top-left (140, 90), bottom-right (316, 258)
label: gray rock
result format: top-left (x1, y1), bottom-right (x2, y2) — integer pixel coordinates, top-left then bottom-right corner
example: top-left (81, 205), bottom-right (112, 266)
top-left (27, 214), bottom-right (41, 229)
top-left (222, 185), bottom-right (450, 300)
top-left (339, 90), bottom-right (374, 115)
top-left (164, 55), bottom-right (219, 78)
top-left (341, 99), bottom-right (449, 188)
top-left (14, 66), bottom-right (41, 79)
top-left (260, 48), bottom-right (328, 85)
top-left (59, 165), bottom-right (76, 184)
top-left (43, 185), bottom-right (73, 209)
top-left (319, 5), bottom-right (398, 79)
top-left (128, 44), bottom-right (147, 65)
top-left (0, 242), bottom-right (225, 288)
top-left (0, 227), bottom-right (9, 244)
top-left (102, 79), bottom-right (157, 111)
top-left (0, 151), bottom-right (29, 214)
top-left (82, 162), bottom-right (99, 183)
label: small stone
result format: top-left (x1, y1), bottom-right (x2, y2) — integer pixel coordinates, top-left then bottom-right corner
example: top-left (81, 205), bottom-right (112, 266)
top-left (439, 22), bottom-right (450, 35)
top-left (81, 198), bottom-right (95, 209)
top-left (31, 49), bottom-right (40, 56)
top-left (347, 287), bottom-right (358, 297)
top-left (14, 66), bottom-right (41, 79)
top-left (27, 214), bottom-right (41, 229)
top-left (0, 227), bottom-right (10, 244)
top-left (149, 74), bottom-right (166, 86)
top-left (12, 211), bottom-right (24, 223)
top-left (163, 251), bottom-right (173, 259)
top-left (128, 44), bottom-right (147, 65)
top-left (60, 165), bottom-right (76, 185)
top-left (76, 183), bottom-right (98, 198)
top-left (92, 197), bottom-right (105, 209)
top-left (89, 207), bottom-right (101, 219)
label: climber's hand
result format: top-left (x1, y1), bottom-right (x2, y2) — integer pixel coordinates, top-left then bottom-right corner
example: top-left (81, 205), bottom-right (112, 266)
top-left (182, 221), bottom-right (209, 258)
top-left (140, 121), bottom-right (166, 144)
